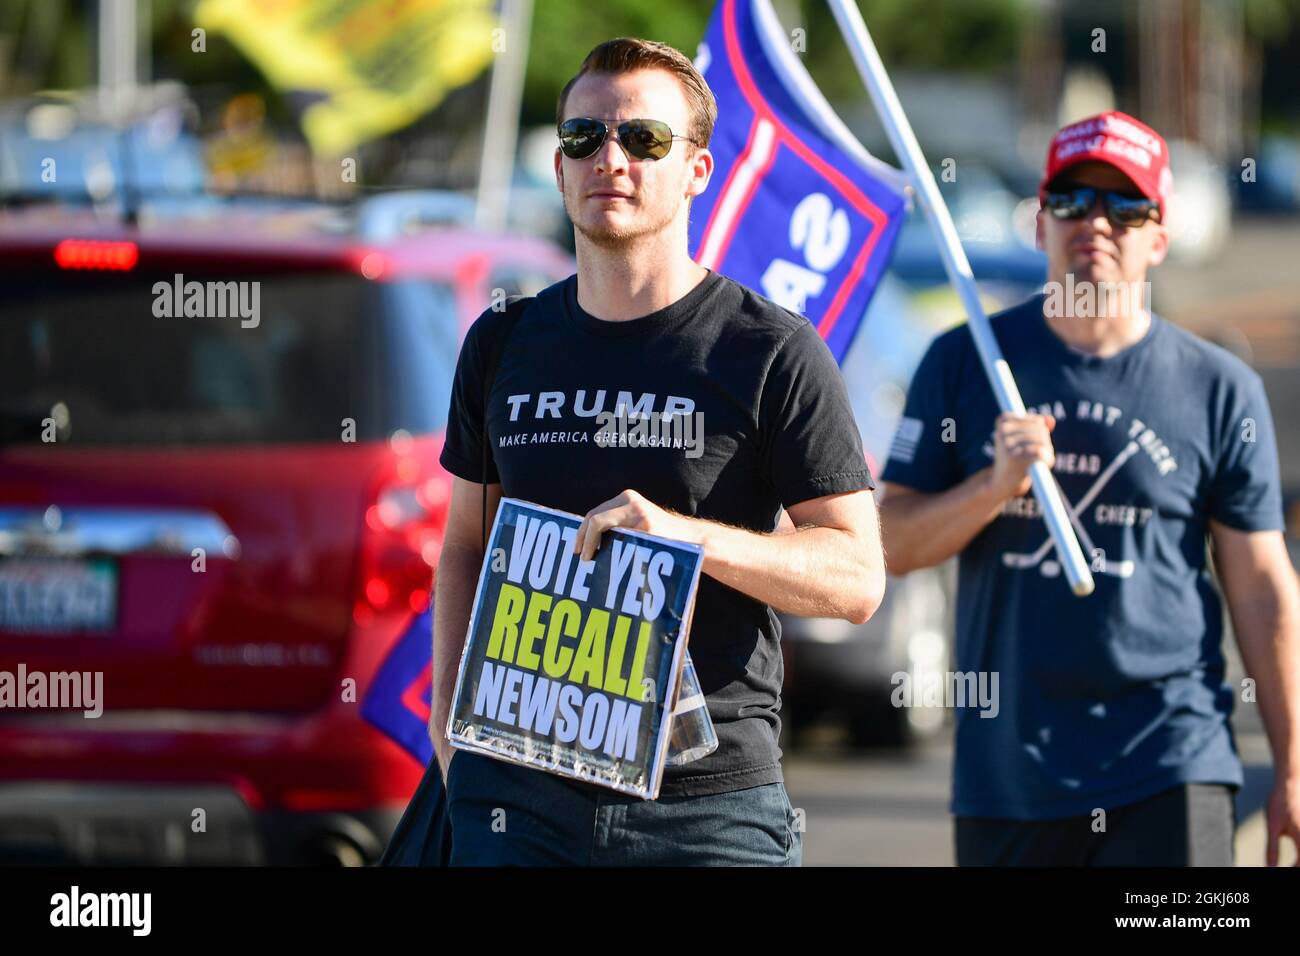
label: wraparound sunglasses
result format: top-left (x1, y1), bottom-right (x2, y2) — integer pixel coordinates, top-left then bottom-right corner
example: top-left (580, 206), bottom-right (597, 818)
top-left (558, 117), bottom-right (699, 161)
top-left (1043, 186), bottom-right (1161, 227)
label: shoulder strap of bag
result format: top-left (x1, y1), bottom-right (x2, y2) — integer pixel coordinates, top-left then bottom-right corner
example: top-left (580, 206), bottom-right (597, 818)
top-left (479, 296), bottom-right (531, 552)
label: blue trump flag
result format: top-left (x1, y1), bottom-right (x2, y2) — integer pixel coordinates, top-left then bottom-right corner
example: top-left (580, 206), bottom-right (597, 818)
top-left (369, 607), bottom-right (456, 865)
top-left (362, 607), bottom-right (434, 766)
top-left (690, 0), bottom-right (908, 363)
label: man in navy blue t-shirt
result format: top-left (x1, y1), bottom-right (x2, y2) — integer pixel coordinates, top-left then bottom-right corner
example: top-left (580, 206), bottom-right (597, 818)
top-left (880, 111), bottom-right (1300, 866)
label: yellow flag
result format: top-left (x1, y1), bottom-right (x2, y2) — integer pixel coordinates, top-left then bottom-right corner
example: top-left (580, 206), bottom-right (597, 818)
top-left (195, 0), bottom-right (499, 155)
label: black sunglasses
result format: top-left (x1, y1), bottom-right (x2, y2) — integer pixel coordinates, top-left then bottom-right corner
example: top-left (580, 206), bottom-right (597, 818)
top-left (558, 117), bottom-right (698, 162)
top-left (1044, 186), bottom-right (1160, 227)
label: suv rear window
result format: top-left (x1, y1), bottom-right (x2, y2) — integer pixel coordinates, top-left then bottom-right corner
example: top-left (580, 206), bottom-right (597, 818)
top-left (0, 269), bottom-right (457, 446)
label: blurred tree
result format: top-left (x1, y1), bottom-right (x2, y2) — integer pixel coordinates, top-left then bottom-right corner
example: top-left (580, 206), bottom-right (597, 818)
top-left (4, 0), bottom-right (1294, 177)
top-left (797, 0), bottom-right (1024, 100)
top-left (524, 0), bottom-right (710, 124)
top-left (1243, 0), bottom-right (1300, 133)
top-left (523, 0), bottom-right (1027, 125)
top-left (0, 0), bottom-right (92, 95)
top-left (1245, 0), bottom-right (1300, 36)
top-left (150, 0), bottom-right (294, 129)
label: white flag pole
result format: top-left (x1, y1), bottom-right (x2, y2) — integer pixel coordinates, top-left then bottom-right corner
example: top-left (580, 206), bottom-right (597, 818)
top-left (824, 0), bottom-right (1094, 596)
top-left (476, 0), bottom-right (534, 232)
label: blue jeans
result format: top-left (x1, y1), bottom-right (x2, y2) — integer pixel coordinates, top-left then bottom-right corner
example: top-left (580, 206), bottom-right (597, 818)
top-left (446, 750), bottom-right (802, 866)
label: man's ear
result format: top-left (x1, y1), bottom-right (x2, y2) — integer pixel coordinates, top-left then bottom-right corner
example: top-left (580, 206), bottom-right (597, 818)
top-left (554, 147), bottom-right (564, 193)
top-left (1034, 208), bottom-right (1046, 252)
top-left (1146, 220), bottom-right (1170, 267)
top-left (685, 146), bottom-right (713, 199)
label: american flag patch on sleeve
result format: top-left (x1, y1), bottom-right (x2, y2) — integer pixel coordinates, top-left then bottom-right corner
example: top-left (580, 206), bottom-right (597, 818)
top-left (888, 416), bottom-right (925, 465)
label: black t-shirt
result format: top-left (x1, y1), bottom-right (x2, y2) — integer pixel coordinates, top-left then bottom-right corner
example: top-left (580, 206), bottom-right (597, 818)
top-left (440, 270), bottom-right (874, 796)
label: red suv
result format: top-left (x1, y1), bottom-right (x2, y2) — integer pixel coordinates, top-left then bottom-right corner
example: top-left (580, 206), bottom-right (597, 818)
top-left (0, 196), bottom-right (573, 864)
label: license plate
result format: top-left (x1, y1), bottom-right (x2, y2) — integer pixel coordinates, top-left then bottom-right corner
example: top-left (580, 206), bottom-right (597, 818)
top-left (0, 557), bottom-right (118, 633)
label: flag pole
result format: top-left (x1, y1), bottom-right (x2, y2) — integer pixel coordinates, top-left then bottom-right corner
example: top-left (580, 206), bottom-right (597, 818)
top-left (824, 0), bottom-right (1094, 596)
top-left (476, 0), bottom-right (534, 232)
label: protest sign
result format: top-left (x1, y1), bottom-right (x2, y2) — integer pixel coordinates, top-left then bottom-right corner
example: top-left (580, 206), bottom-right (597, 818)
top-left (447, 498), bottom-right (704, 799)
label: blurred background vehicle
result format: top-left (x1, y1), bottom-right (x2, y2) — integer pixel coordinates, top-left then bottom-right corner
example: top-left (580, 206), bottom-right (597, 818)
top-left (0, 86), bottom-right (206, 208)
top-left (0, 195), bottom-right (571, 865)
top-left (1233, 135), bottom-right (1300, 214)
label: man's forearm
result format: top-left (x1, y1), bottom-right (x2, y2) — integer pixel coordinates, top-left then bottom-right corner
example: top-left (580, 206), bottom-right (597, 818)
top-left (431, 544), bottom-right (484, 766)
top-left (880, 468), bottom-right (1008, 574)
top-left (693, 517), bottom-right (883, 624)
top-left (1231, 576), bottom-right (1300, 776)
top-left (574, 488), bottom-right (882, 624)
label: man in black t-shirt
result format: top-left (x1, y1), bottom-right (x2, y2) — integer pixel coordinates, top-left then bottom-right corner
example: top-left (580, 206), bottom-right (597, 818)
top-left (429, 37), bottom-right (885, 866)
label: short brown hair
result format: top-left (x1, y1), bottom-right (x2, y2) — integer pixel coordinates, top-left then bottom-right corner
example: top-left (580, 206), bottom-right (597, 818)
top-left (556, 37), bottom-right (717, 149)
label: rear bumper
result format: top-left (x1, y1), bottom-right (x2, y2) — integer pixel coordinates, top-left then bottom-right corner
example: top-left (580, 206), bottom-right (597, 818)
top-left (0, 781), bottom-right (263, 864)
top-left (0, 780), bottom-right (405, 865)
top-left (0, 707), bottom-right (422, 864)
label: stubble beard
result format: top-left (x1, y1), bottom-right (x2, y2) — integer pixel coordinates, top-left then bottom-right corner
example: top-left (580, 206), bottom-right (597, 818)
top-left (564, 187), bottom-right (681, 250)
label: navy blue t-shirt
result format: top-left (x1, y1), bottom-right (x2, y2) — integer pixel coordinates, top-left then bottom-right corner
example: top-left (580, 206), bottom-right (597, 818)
top-left (881, 294), bottom-right (1284, 819)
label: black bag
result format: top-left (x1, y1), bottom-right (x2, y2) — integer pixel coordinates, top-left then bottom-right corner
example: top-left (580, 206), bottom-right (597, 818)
top-left (376, 755), bottom-right (453, 866)
top-left (377, 296), bottom-right (530, 867)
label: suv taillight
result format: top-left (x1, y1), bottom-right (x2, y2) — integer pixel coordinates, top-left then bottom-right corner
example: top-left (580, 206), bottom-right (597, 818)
top-left (353, 437), bottom-right (450, 627)
top-left (54, 239), bottom-right (138, 270)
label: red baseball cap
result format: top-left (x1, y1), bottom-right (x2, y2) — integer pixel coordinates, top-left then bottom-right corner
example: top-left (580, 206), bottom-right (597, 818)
top-left (1039, 110), bottom-right (1172, 219)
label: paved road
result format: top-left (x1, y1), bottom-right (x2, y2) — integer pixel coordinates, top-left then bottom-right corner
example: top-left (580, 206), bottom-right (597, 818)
top-left (782, 609), bottom-right (1293, 867)
top-left (782, 723), bottom-right (1285, 866)
top-left (783, 734), bottom-right (955, 866)
top-left (1158, 217), bottom-right (1300, 488)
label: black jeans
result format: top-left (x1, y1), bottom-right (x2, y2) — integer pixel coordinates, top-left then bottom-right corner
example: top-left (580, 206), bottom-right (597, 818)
top-left (955, 783), bottom-right (1236, 866)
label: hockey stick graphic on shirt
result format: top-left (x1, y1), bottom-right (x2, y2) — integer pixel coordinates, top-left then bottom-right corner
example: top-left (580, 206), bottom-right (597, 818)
top-left (1002, 440), bottom-right (1141, 578)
